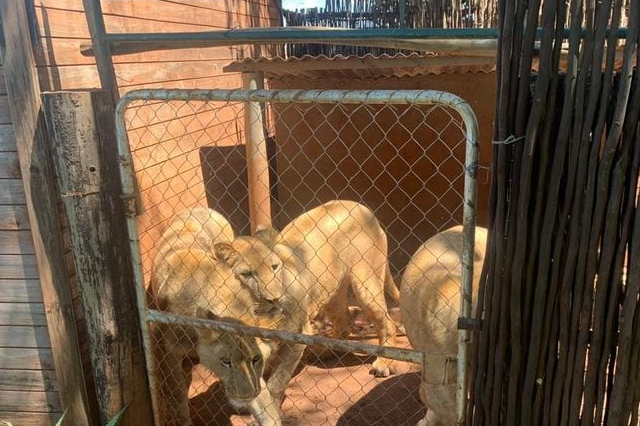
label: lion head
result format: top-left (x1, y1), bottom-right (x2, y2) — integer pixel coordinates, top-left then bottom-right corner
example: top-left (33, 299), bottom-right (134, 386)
top-left (213, 236), bottom-right (286, 316)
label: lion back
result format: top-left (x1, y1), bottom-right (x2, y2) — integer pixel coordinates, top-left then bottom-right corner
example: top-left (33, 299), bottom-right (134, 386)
top-left (150, 207), bottom-right (235, 299)
top-left (400, 225), bottom-right (487, 354)
top-left (400, 226), bottom-right (487, 424)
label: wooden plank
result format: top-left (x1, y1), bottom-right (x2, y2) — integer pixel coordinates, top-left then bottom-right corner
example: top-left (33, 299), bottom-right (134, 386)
top-left (0, 279), bottom-right (42, 303)
top-left (0, 66), bottom-right (6, 95)
top-left (0, 151), bottom-right (21, 178)
top-left (44, 90), bottom-right (154, 425)
top-left (0, 302), bottom-right (46, 326)
top-left (34, 0), bottom-right (279, 24)
top-left (121, 72), bottom-right (241, 91)
top-left (0, 180), bottom-right (26, 205)
top-left (34, 7), bottom-right (224, 39)
top-left (0, 230), bottom-right (35, 254)
top-left (0, 411), bottom-right (61, 425)
top-left (0, 368), bottom-right (57, 391)
top-left (113, 60), bottom-right (236, 85)
top-left (37, 64), bottom-right (100, 91)
top-left (0, 2), bottom-right (92, 423)
top-left (36, 62), bottom-right (242, 91)
top-left (0, 96), bottom-right (11, 124)
top-left (0, 326), bottom-right (50, 348)
top-left (0, 255), bottom-right (39, 279)
top-left (0, 124), bottom-right (16, 151)
top-left (0, 347), bottom-right (54, 370)
top-left (0, 390), bottom-right (61, 412)
top-left (0, 205), bottom-right (31, 230)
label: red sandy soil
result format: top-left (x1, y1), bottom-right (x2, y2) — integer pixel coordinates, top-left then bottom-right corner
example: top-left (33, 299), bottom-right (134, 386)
top-left (185, 308), bottom-right (425, 426)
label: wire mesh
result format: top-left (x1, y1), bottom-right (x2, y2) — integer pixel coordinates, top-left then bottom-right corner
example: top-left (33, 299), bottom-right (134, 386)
top-left (116, 89), bottom-right (479, 426)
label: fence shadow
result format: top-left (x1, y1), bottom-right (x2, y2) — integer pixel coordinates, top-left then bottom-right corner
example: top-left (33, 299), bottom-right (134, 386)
top-left (336, 372), bottom-right (425, 426)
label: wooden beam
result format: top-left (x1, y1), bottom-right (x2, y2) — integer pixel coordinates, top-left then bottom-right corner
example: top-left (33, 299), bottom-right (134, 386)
top-left (0, 1), bottom-right (93, 424)
top-left (42, 89), bottom-right (154, 426)
top-left (242, 72), bottom-right (272, 233)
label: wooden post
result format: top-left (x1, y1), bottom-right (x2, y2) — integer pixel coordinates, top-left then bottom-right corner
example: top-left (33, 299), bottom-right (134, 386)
top-left (242, 71), bottom-right (272, 233)
top-left (42, 90), bottom-right (155, 426)
top-left (0, 2), bottom-right (94, 425)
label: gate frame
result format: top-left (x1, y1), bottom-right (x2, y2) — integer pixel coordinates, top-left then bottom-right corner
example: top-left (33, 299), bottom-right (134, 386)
top-left (114, 88), bottom-right (479, 426)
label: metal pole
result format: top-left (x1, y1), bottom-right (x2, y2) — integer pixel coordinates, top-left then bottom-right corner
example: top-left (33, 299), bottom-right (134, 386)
top-left (398, 0), bottom-right (407, 28)
top-left (114, 97), bottom-right (162, 426)
top-left (82, 0), bottom-right (119, 103)
top-left (100, 26), bottom-right (629, 44)
top-left (242, 72), bottom-right (273, 233)
top-left (457, 98), bottom-right (480, 426)
top-left (147, 309), bottom-right (429, 364)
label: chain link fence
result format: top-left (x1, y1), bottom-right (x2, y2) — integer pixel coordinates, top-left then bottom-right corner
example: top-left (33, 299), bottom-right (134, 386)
top-left (114, 89), bottom-right (479, 426)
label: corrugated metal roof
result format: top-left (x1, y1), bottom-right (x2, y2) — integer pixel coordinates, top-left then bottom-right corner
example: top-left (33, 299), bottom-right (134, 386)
top-left (223, 53), bottom-right (497, 79)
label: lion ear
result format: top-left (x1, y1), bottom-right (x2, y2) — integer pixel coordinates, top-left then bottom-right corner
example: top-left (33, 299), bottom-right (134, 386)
top-left (213, 242), bottom-right (239, 266)
top-left (195, 307), bottom-right (222, 340)
top-left (196, 306), bottom-right (220, 321)
top-left (273, 243), bottom-right (294, 262)
top-left (255, 224), bottom-right (279, 247)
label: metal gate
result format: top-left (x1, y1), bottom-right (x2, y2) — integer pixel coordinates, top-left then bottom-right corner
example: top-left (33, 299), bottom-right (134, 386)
top-left (114, 89), bottom-right (479, 426)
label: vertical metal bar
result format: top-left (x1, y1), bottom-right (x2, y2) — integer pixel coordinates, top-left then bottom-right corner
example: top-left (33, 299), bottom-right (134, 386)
top-left (398, 0), bottom-right (407, 28)
top-left (242, 72), bottom-right (273, 233)
top-left (83, 0), bottom-right (143, 214)
top-left (114, 97), bottom-right (161, 426)
top-left (457, 101), bottom-right (480, 426)
top-left (82, 0), bottom-right (119, 103)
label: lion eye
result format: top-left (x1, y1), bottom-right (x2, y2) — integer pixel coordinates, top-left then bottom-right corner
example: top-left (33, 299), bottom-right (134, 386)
top-left (240, 271), bottom-right (254, 279)
top-left (221, 357), bottom-right (231, 367)
top-left (252, 355), bottom-right (262, 364)
top-left (271, 264), bottom-right (279, 271)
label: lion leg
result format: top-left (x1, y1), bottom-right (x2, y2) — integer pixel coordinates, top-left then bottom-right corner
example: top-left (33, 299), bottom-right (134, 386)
top-left (349, 264), bottom-right (397, 377)
top-left (417, 380), bottom-right (431, 426)
top-left (242, 378), bottom-right (283, 426)
top-left (157, 345), bottom-right (193, 426)
top-left (323, 284), bottom-right (352, 339)
top-left (266, 321), bottom-right (312, 400)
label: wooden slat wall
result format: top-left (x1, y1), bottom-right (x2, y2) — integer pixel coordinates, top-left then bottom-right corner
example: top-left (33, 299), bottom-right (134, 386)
top-left (33, 0), bottom-right (280, 92)
top-left (0, 61), bottom-right (63, 424)
top-left (0, 0), bottom-right (280, 423)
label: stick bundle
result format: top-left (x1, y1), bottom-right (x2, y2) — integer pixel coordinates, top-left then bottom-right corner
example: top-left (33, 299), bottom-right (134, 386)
top-left (468, 1), bottom-right (640, 425)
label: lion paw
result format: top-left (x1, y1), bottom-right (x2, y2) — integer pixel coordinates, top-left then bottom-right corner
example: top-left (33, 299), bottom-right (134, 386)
top-left (370, 358), bottom-right (396, 377)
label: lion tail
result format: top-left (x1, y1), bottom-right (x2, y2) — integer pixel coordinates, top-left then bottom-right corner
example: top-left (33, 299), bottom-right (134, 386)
top-left (384, 265), bottom-right (400, 303)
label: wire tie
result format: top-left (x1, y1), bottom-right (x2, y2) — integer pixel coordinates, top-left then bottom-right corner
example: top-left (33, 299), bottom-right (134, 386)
top-left (492, 135), bottom-right (525, 145)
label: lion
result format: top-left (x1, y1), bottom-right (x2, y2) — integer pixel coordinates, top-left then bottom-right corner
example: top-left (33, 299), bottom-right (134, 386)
top-left (399, 225), bottom-right (487, 426)
top-left (255, 200), bottom-right (401, 401)
top-left (150, 207), bottom-right (285, 426)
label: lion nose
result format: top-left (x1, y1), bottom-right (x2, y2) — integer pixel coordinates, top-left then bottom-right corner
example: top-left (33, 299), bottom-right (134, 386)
top-left (266, 297), bottom-right (284, 316)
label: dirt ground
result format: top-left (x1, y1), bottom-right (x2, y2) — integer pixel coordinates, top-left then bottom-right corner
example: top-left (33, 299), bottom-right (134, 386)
top-left (186, 308), bottom-right (425, 426)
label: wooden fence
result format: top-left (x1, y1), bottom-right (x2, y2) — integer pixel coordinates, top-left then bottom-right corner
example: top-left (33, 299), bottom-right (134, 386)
top-left (468, 0), bottom-right (640, 425)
